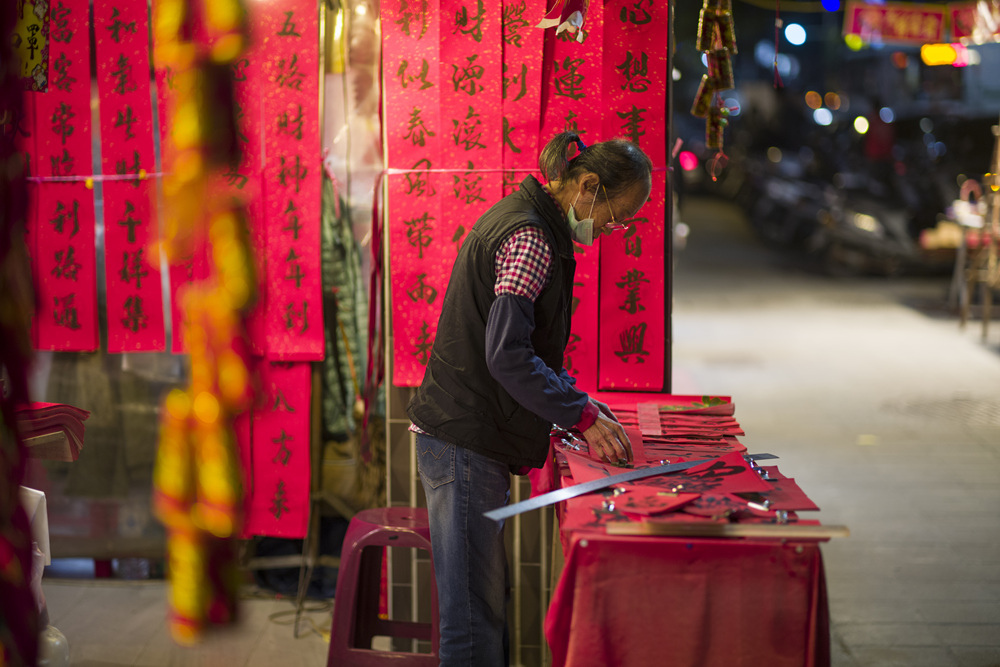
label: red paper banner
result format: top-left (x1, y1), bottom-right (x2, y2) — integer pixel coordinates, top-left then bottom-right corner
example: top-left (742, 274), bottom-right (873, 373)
top-left (383, 0), bottom-right (444, 387)
top-left (29, 0), bottom-right (98, 351)
top-left (501, 0), bottom-right (545, 193)
top-left (540, 7), bottom-right (604, 392)
top-left (599, 0), bottom-right (667, 390)
top-left (242, 361), bottom-right (311, 539)
top-left (843, 1), bottom-right (947, 45)
top-left (540, 5), bottom-right (604, 153)
top-left (95, 0), bottom-right (165, 352)
top-left (255, 1), bottom-right (323, 361)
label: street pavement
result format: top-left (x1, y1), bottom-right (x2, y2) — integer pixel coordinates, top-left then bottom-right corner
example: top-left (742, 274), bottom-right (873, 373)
top-left (670, 196), bottom-right (1000, 667)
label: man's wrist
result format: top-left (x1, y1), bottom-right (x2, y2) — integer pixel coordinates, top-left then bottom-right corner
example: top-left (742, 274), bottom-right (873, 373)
top-left (573, 401), bottom-right (599, 433)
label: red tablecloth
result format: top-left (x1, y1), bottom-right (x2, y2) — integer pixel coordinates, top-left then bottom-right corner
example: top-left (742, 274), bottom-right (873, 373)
top-left (541, 394), bottom-right (831, 667)
top-left (545, 533), bottom-right (830, 667)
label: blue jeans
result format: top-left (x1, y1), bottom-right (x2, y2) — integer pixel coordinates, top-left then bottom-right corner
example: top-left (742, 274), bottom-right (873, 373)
top-left (416, 433), bottom-right (510, 667)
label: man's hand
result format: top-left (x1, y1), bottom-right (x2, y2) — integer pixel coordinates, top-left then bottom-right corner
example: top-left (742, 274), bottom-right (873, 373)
top-left (582, 412), bottom-right (632, 465)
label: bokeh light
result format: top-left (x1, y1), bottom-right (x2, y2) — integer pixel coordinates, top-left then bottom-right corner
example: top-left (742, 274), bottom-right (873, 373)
top-left (813, 108), bottom-right (833, 126)
top-left (854, 116), bottom-right (870, 134)
top-left (805, 90), bottom-right (823, 110)
top-left (824, 92), bottom-right (841, 110)
top-left (679, 151), bottom-right (699, 171)
top-left (785, 23), bottom-right (806, 46)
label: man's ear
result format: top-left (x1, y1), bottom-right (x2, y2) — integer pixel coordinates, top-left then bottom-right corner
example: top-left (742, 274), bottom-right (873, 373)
top-left (577, 172), bottom-right (600, 195)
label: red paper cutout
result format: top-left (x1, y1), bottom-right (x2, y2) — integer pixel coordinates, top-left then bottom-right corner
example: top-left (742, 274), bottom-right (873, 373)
top-left (617, 488), bottom-right (700, 516)
top-left (242, 361), bottom-right (311, 539)
top-left (30, 0), bottom-right (98, 351)
top-left (95, 0), bottom-right (164, 352)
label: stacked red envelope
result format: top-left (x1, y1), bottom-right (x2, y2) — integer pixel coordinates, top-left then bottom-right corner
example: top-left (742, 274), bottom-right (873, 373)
top-left (16, 402), bottom-right (89, 462)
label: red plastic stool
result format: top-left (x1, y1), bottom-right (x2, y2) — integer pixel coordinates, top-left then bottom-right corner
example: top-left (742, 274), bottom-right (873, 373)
top-left (327, 507), bottom-right (439, 666)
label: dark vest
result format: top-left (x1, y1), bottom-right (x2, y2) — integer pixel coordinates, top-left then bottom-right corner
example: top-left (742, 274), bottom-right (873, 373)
top-left (407, 176), bottom-right (577, 468)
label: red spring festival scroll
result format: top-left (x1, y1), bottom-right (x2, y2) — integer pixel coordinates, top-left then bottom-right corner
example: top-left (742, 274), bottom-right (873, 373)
top-left (29, 0), bottom-right (99, 351)
top-left (95, 0), bottom-right (165, 352)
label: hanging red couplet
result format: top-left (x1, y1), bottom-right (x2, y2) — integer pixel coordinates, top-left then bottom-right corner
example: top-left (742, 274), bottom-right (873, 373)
top-left (501, 0), bottom-right (545, 195)
top-left (599, 0), bottom-right (668, 390)
top-left (30, 0), bottom-right (99, 351)
top-left (383, 0), bottom-right (444, 387)
top-left (242, 361), bottom-right (311, 539)
top-left (95, 0), bottom-right (165, 352)
top-left (258, 0), bottom-right (323, 361)
top-left (540, 10), bottom-right (604, 393)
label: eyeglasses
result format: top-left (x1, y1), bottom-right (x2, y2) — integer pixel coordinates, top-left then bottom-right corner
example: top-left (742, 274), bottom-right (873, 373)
top-left (602, 185), bottom-right (631, 231)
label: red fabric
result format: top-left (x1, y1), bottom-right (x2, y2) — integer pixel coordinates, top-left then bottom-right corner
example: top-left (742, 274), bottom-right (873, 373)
top-left (546, 533), bottom-right (830, 667)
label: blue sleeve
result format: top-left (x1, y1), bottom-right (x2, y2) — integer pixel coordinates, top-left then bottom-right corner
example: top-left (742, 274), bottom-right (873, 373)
top-left (485, 293), bottom-right (589, 428)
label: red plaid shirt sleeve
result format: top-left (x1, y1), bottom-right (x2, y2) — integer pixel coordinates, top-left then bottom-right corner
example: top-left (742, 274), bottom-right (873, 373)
top-left (494, 227), bottom-right (552, 301)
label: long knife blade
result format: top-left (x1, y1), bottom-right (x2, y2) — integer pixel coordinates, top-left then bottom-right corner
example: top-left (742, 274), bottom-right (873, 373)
top-left (484, 459), bottom-right (712, 522)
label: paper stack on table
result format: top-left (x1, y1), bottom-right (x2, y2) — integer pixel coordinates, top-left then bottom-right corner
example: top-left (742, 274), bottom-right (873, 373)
top-left (16, 402), bottom-right (89, 462)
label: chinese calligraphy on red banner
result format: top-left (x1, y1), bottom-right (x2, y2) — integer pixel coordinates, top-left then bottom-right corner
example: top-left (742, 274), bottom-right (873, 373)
top-left (600, 0), bottom-right (667, 390)
top-left (95, 0), bottom-right (165, 352)
top-left (383, 0), bottom-right (670, 392)
top-left (384, 0), bottom-right (445, 387)
top-left (29, 0), bottom-right (98, 351)
top-left (242, 362), bottom-right (312, 538)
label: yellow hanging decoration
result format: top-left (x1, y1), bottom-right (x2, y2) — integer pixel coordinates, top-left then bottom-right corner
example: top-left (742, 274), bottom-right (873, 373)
top-left (151, 0), bottom-right (254, 645)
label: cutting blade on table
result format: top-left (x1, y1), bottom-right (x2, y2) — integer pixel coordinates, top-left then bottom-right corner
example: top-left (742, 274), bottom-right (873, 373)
top-left (484, 459), bottom-right (712, 522)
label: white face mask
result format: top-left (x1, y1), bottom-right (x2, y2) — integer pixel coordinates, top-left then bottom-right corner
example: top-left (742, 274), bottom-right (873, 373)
top-left (568, 189), bottom-right (598, 246)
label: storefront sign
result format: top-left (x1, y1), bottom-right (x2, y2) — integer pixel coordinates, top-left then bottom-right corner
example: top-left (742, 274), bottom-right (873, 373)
top-left (949, 0), bottom-right (1000, 42)
top-left (843, 1), bottom-right (947, 45)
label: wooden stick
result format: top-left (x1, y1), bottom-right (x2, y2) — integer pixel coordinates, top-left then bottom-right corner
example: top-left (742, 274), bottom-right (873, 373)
top-left (605, 522), bottom-right (850, 539)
